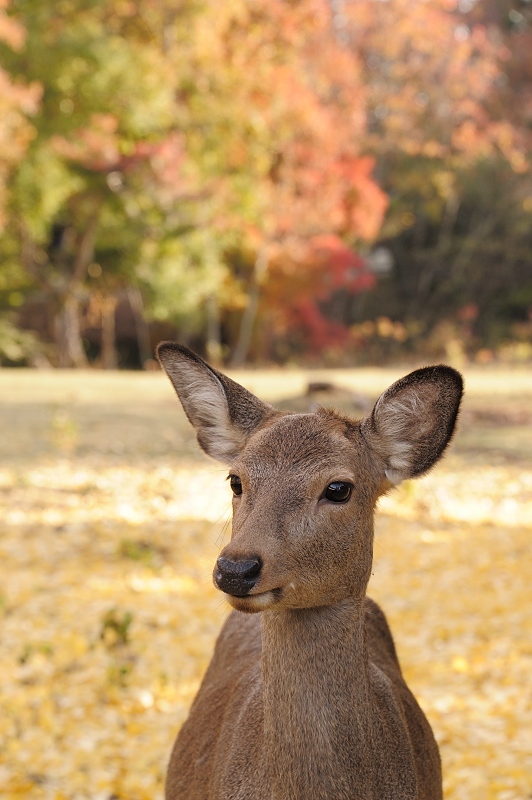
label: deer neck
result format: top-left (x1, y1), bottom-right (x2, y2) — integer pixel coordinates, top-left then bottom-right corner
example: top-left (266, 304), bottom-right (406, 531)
top-left (260, 600), bottom-right (377, 800)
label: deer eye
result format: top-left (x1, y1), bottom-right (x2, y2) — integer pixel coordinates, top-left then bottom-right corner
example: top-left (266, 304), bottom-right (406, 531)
top-left (229, 475), bottom-right (242, 496)
top-left (324, 481), bottom-right (353, 503)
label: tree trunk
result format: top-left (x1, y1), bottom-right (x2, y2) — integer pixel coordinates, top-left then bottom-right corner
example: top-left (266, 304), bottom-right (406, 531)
top-left (101, 294), bottom-right (118, 369)
top-left (127, 286), bottom-right (152, 368)
top-left (53, 210), bottom-right (100, 368)
top-left (56, 292), bottom-right (88, 368)
top-left (230, 248), bottom-right (269, 367)
top-left (205, 293), bottom-right (222, 365)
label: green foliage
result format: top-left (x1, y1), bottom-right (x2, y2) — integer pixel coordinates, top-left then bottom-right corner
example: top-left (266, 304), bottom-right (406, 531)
top-left (141, 229), bottom-right (228, 324)
top-left (118, 538), bottom-right (163, 569)
top-left (106, 659), bottom-right (133, 688)
top-left (18, 641), bottom-right (53, 665)
top-left (13, 145), bottom-right (84, 242)
top-left (0, 316), bottom-right (41, 364)
top-left (100, 607), bottom-right (134, 647)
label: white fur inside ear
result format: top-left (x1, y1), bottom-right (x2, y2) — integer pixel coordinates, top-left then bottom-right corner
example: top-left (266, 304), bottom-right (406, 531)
top-left (363, 364), bottom-right (462, 485)
top-left (188, 376), bottom-right (246, 463)
top-left (384, 467), bottom-right (406, 485)
top-left (371, 387), bottom-right (434, 483)
top-left (161, 359), bottom-right (246, 463)
top-left (373, 392), bottom-right (419, 483)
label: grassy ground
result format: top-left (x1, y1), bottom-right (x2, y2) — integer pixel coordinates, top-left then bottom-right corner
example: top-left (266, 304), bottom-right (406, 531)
top-left (0, 364), bottom-right (531, 799)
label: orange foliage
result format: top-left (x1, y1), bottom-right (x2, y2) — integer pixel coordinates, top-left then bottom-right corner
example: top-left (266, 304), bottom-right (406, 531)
top-left (0, 1), bottom-right (40, 229)
top-left (348, 0), bottom-right (506, 163)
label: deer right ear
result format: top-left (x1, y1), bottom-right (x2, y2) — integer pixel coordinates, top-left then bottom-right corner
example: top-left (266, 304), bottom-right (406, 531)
top-left (156, 342), bottom-right (274, 464)
top-left (361, 365), bottom-right (463, 485)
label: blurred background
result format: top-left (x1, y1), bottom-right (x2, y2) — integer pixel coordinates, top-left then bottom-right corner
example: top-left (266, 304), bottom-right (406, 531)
top-left (0, 0), bottom-right (532, 369)
top-left (1, 2), bottom-right (531, 799)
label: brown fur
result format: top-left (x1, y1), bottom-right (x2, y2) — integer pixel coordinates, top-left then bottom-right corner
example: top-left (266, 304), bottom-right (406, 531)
top-left (156, 342), bottom-right (463, 800)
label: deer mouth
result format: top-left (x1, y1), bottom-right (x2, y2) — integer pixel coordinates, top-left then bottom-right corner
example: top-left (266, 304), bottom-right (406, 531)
top-left (225, 587), bottom-right (282, 613)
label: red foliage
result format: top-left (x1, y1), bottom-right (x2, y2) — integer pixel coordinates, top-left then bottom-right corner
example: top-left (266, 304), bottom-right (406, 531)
top-left (308, 234), bottom-right (373, 295)
top-left (286, 301), bottom-right (350, 352)
top-left (263, 234), bottom-right (375, 354)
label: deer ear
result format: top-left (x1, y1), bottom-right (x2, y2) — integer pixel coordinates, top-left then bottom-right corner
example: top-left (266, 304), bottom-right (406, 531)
top-left (361, 365), bottom-right (463, 485)
top-left (156, 342), bottom-right (274, 464)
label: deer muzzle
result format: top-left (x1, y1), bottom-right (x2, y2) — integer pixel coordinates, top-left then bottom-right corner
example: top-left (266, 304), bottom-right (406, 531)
top-left (214, 556), bottom-right (262, 597)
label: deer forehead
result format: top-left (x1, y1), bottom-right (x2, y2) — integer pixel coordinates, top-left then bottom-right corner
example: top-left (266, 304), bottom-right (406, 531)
top-left (234, 411), bottom-right (361, 484)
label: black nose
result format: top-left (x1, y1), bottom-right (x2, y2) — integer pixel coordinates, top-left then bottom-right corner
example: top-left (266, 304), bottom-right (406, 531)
top-left (215, 556), bottom-right (262, 597)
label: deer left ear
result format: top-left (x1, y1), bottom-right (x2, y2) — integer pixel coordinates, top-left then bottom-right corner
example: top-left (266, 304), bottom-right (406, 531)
top-left (156, 342), bottom-right (275, 464)
top-left (361, 365), bottom-right (463, 485)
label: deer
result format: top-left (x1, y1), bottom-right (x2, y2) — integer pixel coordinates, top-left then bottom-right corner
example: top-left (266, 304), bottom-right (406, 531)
top-left (156, 341), bottom-right (463, 800)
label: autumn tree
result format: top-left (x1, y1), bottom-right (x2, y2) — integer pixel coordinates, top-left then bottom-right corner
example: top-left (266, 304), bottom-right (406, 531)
top-left (4, 0), bottom-right (530, 366)
top-left (0, 0), bottom-right (39, 226)
top-left (2, 0), bottom-right (187, 366)
top-left (0, 0), bottom-right (41, 362)
top-left (171, 0), bottom-right (387, 364)
top-left (0, 0), bottom-right (387, 365)
top-left (335, 0), bottom-right (532, 356)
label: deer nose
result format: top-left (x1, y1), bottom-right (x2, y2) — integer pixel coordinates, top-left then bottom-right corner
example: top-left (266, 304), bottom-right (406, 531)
top-left (214, 556), bottom-right (262, 597)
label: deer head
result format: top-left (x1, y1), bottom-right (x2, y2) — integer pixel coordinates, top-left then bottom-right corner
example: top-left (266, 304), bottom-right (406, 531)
top-left (157, 343), bottom-right (462, 615)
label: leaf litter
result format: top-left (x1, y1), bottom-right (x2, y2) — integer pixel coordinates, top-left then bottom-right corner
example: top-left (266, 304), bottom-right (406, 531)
top-left (0, 368), bottom-right (530, 799)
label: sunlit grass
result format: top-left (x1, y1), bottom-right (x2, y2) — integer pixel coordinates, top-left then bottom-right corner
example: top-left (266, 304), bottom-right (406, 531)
top-left (0, 365), bottom-right (530, 799)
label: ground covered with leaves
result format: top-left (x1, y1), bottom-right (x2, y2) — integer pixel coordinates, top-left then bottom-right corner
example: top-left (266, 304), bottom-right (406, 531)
top-left (0, 366), bottom-right (531, 799)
